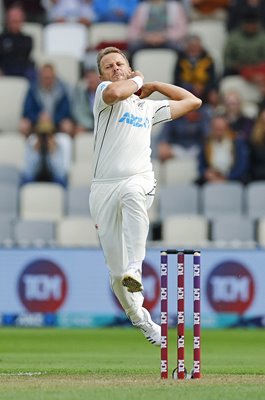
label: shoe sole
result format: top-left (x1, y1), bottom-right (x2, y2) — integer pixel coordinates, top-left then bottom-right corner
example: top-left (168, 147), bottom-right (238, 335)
top-left (146, 336), bottom-right (160, 346)
top-left (122, 275), bottom-right (143, 292)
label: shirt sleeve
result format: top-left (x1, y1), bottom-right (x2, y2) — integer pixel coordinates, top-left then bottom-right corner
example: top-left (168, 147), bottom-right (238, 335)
top-left (151, 100), bottom-right (172, 126)
top-left (93, 81), bottom-right (112, 113)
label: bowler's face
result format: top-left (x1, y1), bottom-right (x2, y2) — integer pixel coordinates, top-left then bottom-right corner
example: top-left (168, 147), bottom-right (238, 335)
top-left (99, 53), bottom-right (131, 82)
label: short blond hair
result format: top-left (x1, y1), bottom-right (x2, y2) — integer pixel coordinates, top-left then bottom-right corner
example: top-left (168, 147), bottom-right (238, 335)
top-left (97, 47), bottom-right (129, 74)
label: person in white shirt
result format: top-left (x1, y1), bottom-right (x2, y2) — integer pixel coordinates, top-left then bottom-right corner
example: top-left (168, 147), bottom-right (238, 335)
top-left (41, 0), bottom-right (96, 26)
top-left (89, 47), bottom-right (202, 345)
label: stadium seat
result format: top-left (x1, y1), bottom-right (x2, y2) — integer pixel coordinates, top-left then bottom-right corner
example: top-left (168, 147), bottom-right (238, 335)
top-left (0, 184), bottom-right (19, 218)
top-left (162, 214), bottom-right (209, 246)
top-left (22, 22), bottom-right (43, 62)
top-left (43, 22), bottom-right (88, 61)
top-left (161, 158), bottom-right (198, 185)
top-left (74, 133), bottom-right (94, 163)
top-left (89, 22), bottom-right (128, 50)
top-left (0, 130), bottom-right (20, 135)
top-left (56, 216), bottom-right (99, 247)
top-left (201, 182), bottom-right (244, 217)
top-left (133, 49), bottom-right (177, 97)
top-left (0, 215), bottom-right (14, 244)
top-left (0, 134), bottom-right (25, 168)
top-left (257, 217), bottom-right (265, 247)
top-left (68, 162), bottom-right (93, 187)
top-left (14, 220), bottom-right (56, 246)
top-left (20, 183), bottom-right (65, 222)
top-left (36, 53), bottom-right (80, 87)
top-left (245, 182), bottom-right (265, 220)
top-left (66, 186), bottom-right (91, 216)
top-left (0, 77), bottom-right (29, 131)
top-left (211, 215), bottom-right (255, 243)
top-left (159, 184), bottom-right (200, 219)
top-left (0, 164), bottom-right (21, 186)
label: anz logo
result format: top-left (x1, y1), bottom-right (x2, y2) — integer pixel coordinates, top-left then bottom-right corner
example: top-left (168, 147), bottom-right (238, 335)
top-left (119, 112), bottom-right (150, 128)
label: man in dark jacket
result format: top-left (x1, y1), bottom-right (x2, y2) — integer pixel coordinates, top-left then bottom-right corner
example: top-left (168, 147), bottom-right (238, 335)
top-left (0, 6), bottom-right (36, 81)
top-left (174, 34), bottom-right (218, 105)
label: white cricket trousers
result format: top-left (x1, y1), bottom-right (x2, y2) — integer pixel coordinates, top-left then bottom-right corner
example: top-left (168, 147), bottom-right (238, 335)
top-left (89, 172), bottom-right (156, 323)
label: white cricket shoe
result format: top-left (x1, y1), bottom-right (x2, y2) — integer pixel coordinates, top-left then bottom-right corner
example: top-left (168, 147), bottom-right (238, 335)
top-left (121, 269), bottom-right (143, 292)
top-left (133, 308), bottom-right (161, 346)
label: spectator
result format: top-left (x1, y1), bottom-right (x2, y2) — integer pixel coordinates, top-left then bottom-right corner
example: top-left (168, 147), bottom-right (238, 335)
top-left (0, 6), bottom-right (36, 81)
top-left (223, 11), bottom-right (265, 82)
top-left (197, 113), bottom-right (249, 184)
top-left (222, 91), bottom-right (255, 140)
top-left (227, 0), bottom-right (265, 31)
top-left (72, 67), bottom-right (100, 134)
top-left (4, 0), bottom-right (45, 23)
top-left (93, 0), bottom-right (139, 23)
top-left (157, 104), bottom-right (211, 162)
top-left (173, 34), bottom-right (219, 105)
top-left (21, 120), bottom-right (72, 187)
top-left (190, 0), bottom-right (230, 18)
top-left (19, 63), bottom-right (74, 137)
top-left (127, 0), bottom-right (188, 65)
top-left (248, 108), bottom-right (265, 181)
top-left (41, 0), bottom-right (96, 26)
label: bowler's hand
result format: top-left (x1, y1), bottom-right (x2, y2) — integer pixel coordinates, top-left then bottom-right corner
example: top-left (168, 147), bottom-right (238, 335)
top-left (129, 70), bottom-right (144, 81)
top-left (139, 82), bottom-right (156, 99)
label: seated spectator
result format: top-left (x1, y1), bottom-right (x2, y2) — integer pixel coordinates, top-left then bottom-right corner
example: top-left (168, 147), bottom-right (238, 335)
top-left (197, 113), bottom-right (249, 184)
top-left (222, 91), bottom-right (255, 140)
top-left (157, 104), bottom-right (211, 162)
top-left (248, 108), bottom-right (265, 181)
top-left (227, 0), bottom-right (265, 31)
top-left (191, 0), bottom-right (230, 18)
top-left (21, 120), bottom-right (72, 187)
top-left (223, 11), bottom-right (265, 83)
top-left (93, 0), bottom-right (139, 23)
top-left (41, 0), bottom-right (96, 26)
top-left (173, 34), bottom-right (219, 105)
top-left (4, 0), bottom-right (45, 23)
top-left (72, 67), bottom-right (99, 134)
top-left (20, 63), bottom-right (75, 137)
top-left (127, 0), bottom-right (188, 65)
top-left (0, 6), bottom-right (36, 82)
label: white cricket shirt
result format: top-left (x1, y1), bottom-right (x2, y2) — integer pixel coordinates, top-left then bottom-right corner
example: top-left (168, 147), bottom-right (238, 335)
top-left (92, 81), bottom-right (171, 181)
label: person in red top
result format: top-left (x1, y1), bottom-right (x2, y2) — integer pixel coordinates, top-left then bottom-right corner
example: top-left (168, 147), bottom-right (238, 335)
top-left (127, 0), bottom-right (188, 65)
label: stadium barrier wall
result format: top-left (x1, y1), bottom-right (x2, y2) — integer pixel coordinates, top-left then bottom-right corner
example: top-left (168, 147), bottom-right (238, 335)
top-left (0, 247), bottom-right (264, 328)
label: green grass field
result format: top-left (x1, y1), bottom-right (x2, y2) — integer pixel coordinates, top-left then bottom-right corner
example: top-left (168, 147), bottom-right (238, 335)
top-left (0, 328), bottom-right (264, 400)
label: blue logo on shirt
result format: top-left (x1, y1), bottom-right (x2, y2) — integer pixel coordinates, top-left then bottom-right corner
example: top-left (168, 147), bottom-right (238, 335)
top-left (119, 112), bottom-right (150, 128)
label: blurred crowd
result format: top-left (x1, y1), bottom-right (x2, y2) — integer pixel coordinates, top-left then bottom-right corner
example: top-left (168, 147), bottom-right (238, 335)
top-left (1, 0), bottom-right (265, 188)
